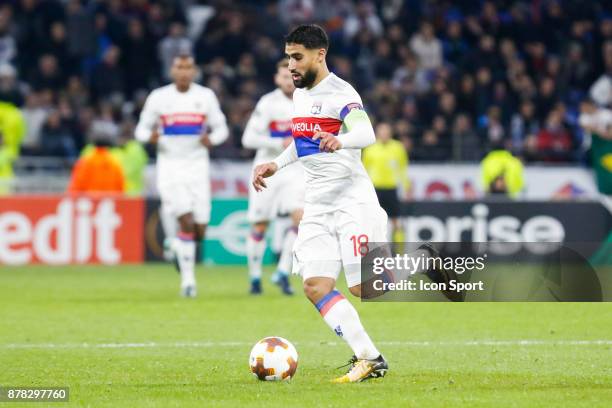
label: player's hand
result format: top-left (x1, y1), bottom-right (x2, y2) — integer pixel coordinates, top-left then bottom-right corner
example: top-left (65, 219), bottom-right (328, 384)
top-left (150, 130), bottom-right (160, 144)
top-left (313, 132), bottom-right (342, 152)
top-left (200, 134), bottom-right (213, 148)
top-left (253, 162), bottom-right (278, 192)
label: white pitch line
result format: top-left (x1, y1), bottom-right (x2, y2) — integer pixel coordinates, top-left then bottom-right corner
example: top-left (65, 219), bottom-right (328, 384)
top-left (1, 340), bottom-right (612, 350)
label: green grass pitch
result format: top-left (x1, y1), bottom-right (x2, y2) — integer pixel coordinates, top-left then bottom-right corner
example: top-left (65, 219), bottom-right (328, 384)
top-left (1, 264), bottom-right (612, 407)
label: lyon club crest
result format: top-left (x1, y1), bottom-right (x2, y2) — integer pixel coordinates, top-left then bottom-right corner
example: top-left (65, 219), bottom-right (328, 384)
top-left (311, 101), bottom-right (322, 114)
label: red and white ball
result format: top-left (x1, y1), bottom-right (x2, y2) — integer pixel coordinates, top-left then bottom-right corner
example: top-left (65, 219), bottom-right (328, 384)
top-left (249, 337), bottom-right (298, 381)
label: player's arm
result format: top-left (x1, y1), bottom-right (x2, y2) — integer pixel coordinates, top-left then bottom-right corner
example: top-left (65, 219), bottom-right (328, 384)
top-left (242, 99), bottom-right (287, 150)
top-left (202, 91), bottom-right (229, 147)
top-left (252, 141), bottom-right (298, 192)
top-left (314, 103), bottom-right (375, 152)
top-left (135, 92), bottom-right (160, 143)
top-left (336, 108), bottom-right (375, 148)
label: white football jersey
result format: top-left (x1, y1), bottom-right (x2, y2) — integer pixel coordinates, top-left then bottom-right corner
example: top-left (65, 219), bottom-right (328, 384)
top-left (135, 83), bottom-right (228, 187)
top-left (291, 73), bottom-right (378, 216)
top-left (242, 88), bottom-right (294, 164)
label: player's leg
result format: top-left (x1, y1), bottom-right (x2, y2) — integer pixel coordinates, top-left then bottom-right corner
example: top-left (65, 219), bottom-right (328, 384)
top-left (272, 167), bottom-right (304, 294)
top-left (273, 208), bottom-right (303, 295)
top-left (328, 205), bottom-right (389, 382)
top-left (194, 223), bottom-right (206, 263)
top-left (247, 170), bottom-right (279, 294)
top-left (295, 215), bottom-right (383, 382)
top-left (175, 211), bottom-right (197, 297)
top-left (159, 203), bottom-right (178, 262)
top-left (247, 221), bottom-right (268, 294)
top-left (301, 267), bottom-right (385, 383)
top-left (177, 179), bottom-right (211, 298)
top-left (158, 182), bottom-right (198, 296)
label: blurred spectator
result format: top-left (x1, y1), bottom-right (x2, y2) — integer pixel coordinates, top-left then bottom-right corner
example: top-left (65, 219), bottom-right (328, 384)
top-left (442, 21), bottom-right (468, 67)
top-left (344, 1), bottom-right (383, 41)
top-left (91, 45), bottom-right (124, 101)
top-left (43, 22), bottom-right (73, 77)
top-left (21, 92), bottom-right (48, 154)
top-left (410, 21), bottom-right (442, 70)
top-left (123, 18), bottom-right (158, 96)
top-left (1, 0), bottom-right (609, 166)
top-left (412, 129), bottom-right (449, 162)
top-left (65, 0), bottom-right (96, 61)
top-left (278, 0), bottom-right (315, 27)
top-left (30, 54), bottom-right (64, 92)
top-left (452, 114), bottom-right (481, 162)
top-left (510, 100), bottom-right (540, 155)
top-left (589, 41), bottom-right (612, 107)
top-left (480, 147), bottom-right (525, 198)
top-left (479, 106), bottom-right (505, 149)
top-left (391, 53), bottom-right (429, 94)
top-left (89, 102), bottom-right (120, 146)
top-left (579, 99), bottom-right (612, 194)
top-left (0, 6), bottom-right (16, 66)
top-left (40, 110), bottom-right (77, 159)
top-left (159, 22), bottom-right (192, 80)
top-left (0, 63), bottom-right (24, 106)
top-left (68, 137), bottom-right (125, 194)
top-left (531, 109), bottom-right (574, 162)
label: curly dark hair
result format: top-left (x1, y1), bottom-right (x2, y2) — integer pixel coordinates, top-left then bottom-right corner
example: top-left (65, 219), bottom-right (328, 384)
top-left (285, 24), bottom-right (329, 50)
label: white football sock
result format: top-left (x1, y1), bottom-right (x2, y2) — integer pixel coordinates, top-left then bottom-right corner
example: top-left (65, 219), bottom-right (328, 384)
top-left (160, 206), bottom-right (178, 261)
top-left (277, 226), bottom-right (297, 275)
top-left (316, 290), bottom-right (380, 360)
top-left (175, 231), bottom-right (196, 288)
top-left (247, 230), bottom-right (266, 280)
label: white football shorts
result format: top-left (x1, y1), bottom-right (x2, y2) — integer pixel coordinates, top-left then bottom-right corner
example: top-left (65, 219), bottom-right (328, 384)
top-left (158, 178), bottom-right (211, 224)
top-left (292, 204), bottom-right (388, 288)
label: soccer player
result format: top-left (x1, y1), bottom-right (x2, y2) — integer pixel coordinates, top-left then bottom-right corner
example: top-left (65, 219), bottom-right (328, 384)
top-left (362, 122), bottom-right (410, 246)
top-left (242, 59), bottom-right (304, 295)
top-left (135, 54), bottom-right (229, 297)
top-left (252, 25), bottom-right (389, 383)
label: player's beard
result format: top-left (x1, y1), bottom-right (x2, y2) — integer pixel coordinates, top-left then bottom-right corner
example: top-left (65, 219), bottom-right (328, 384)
top-left (292, 68), bottom-right (317, 89)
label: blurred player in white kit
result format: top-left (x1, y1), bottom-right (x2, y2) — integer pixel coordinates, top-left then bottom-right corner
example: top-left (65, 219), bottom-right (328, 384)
top-left (136, 54), bottom-right (229, 297)
top-left (242, 59), bottom-right (304, 295)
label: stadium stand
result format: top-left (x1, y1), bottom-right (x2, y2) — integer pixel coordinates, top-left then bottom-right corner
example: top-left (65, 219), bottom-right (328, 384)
top-left (1, 0), bottom-right (611, 192)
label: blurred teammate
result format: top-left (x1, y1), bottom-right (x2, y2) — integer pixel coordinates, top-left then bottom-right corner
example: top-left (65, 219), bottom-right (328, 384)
top-left (242, 60), bottom-right (304, 295)
top-left (362, 122), bottom-right (410, 246)
top-left (135, 54), bottom-right (229, 297)
top-left (253, 25), bottom-right (389, 383)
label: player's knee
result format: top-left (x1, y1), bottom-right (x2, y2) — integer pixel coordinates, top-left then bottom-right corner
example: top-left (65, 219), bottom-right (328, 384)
top-left (349, 284), bottom-right (362, 298)
top-left (291, 209), bottom-right (303, 225)
top-left (178, 213), bottom-right (195, 233)
top-left (252, 222), bottom-right (268, 234)
top-left (302, 281), bottom-right (318, 301)
top-left (302, 279), bottom-right (334, 303)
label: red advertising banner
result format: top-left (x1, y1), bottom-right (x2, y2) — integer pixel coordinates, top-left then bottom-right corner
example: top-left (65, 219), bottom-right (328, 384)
top-left (0, 195), bottom-right (144, 265)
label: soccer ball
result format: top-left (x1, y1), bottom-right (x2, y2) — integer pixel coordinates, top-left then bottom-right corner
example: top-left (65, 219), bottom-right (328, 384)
top-left (249, 336), bottom-right (298, 381)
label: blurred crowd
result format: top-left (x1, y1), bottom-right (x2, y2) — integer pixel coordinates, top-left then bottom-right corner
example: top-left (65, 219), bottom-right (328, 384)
top-left (0, 0), bottom-right (611, 166)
